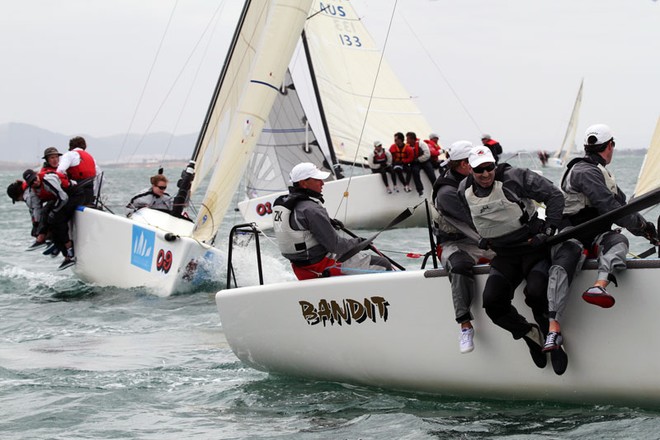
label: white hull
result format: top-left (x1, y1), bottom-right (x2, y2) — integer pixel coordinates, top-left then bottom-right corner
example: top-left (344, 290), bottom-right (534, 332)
top-left (238, 173), bottom-right (435, 230)
top-left (72, 207), bottom-right (223, 296)
top-left (216, 259), bottom-right (660, 405)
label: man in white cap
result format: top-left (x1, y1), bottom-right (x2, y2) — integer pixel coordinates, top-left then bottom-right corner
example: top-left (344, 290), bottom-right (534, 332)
top-left (367, 140), bottom-right (393, 193)
top-left (481, 134), bottom-right (503, 164)
top-left (457, 146), bottom-right (567, 374)
top-left (432, 140), bottom-right (494, 353)
top-left (560, 123), bottom-right (658, 309)
top-left (272, 162), bottom-right (392, 280)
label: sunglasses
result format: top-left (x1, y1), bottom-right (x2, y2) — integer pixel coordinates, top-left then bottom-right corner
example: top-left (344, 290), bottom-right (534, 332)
top-left (156, 185), bottom-right (167, 190)
top-left (472, 163), bottom-right (496, 174)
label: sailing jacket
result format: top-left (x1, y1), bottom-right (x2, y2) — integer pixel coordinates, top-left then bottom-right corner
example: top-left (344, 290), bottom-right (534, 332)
top-left (458, 164), bottom-right (564, 248)
top-left (432, 168), bottom-right (474, 242)
top-left (273, 188), bottom-right (361, 265)
top-left (40, 172), bottom-right (72, 216)
top-left (409, 139), bottom-right (431, 163)
top-left (561, 153), bottom-right (645, 235)
top-left (126, 188), bottom-right (173, 214)
top-left (367, 148), bottom-right (392, 170)
top-left (425, 139), bottom-right (442, 163)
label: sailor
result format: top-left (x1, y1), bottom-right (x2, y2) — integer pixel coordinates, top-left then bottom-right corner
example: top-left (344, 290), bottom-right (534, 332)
top-left (560, 123), bottom-right (658, 309)
top-left (481, 134), bottom-right (503, 164)
top-left (126, 174), bottom-right (173, 215)
top-left (7, 178), bottom-right (45, 246)
top-left (432, 140), bottom-right (494, 354)
top-left (57, 136), bottom-right (100, 205)
top-left (425, 132), bottom-right (443, 169)
top-left (406, 131), bottom-right (436, 197)
top-left (457, 146), bottom-right (567, 373)
top-left (23, 167), bottom-right (81, 270)
top-left (367, 140), bottom-right (393, 193)
top-left (389, 132), bottom-right (413, 193)
top-left (273, 162), bottom-right (392, 280)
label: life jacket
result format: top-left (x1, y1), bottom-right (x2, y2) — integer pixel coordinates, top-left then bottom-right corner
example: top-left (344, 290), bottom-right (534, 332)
top-left (409, 140), bottom-right (428, 162)
top-left (372, 150), bottom-right (388, 166)
top-left (561, 156), bottom-right (617, 224)
top-left (432, 170), bottom-right (464, 239)
top-left (273, 191), bottom-right (342, 280)
top-left (36, 169), bottom-right (70, 201)
top-left (66, 149), bottom-right (97, 181)
top-left (425, 139), bottom-right (442, 162)
top-left (464, 165), bottom-right (536, 239)
top-left (389, 144), bottom-right (413, 164)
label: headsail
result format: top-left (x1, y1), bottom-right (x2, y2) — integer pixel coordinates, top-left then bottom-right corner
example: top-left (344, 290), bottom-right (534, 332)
top-left (245, 69), bottom-right (334, 199)
top-left (633, 116), bottom-right (660, 198)
top-left (302, 1), bottom-right (433, 165)
top-left (191, 0), bottom-right (313, 243)
top-left (553, 78), bottom-right (584, 163)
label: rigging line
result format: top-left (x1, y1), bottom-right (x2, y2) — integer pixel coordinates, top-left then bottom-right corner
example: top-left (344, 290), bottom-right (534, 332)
top-left (161, 1), bottom-right (227, 164)
top-left (127, 1), bottom-right (226, 164)
top-left (331, 0), bottom-right (400, 220)
top-left (398, 11), bottom-right (483, 135)
top-left (116, 0), bottom-right (179, 164)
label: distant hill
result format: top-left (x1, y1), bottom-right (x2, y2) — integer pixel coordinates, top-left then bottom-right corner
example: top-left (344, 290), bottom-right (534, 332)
top-left (0, 122), bottom-right (196, 165)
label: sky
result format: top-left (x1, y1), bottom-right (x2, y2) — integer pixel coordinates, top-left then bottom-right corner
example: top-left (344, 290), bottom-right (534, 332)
top-left (1, 0), bottom-right (659, 163)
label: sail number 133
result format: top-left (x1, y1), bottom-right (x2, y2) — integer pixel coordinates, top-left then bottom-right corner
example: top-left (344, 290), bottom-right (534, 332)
top-left (339, 34), bottom-right (362, 47)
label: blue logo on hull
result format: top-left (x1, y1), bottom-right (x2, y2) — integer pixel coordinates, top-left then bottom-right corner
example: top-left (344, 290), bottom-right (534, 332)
top-left (131, 225), bottom-right (155, 272)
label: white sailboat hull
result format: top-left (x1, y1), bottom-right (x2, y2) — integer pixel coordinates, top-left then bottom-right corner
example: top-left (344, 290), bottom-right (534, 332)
top-left (72, 207), bottom-right (223, 296)
top-left (216, 259), bottom-right (660, 405)
top-left (238, 173), bottom-right (435, 230)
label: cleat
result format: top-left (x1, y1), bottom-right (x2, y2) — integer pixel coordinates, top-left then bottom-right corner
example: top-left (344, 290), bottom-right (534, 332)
top-left (57, 257), bottom-right (76, 271)
top-left (582, 286), bottom-right (615, 308)
top-left (522, 324), bottom-right (547, 368)
top-left (26, 241), bottom-right (48, 251)
top-left (459, 328), bottom-right (474, 354)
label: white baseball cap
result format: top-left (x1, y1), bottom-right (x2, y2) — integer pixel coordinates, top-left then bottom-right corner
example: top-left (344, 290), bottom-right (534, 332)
top-left (583, 123), bottom-right (614, 146)
top-left (373, 140), bottom-right (383, 147)
top-left (429, 132), bottom-right (439, 140)
top-left (468, 146), bottom-right (496, 168)
top-left (290, 162), bottom-right (331, 183)
top-left (447, 140), bottom-right (473, 161)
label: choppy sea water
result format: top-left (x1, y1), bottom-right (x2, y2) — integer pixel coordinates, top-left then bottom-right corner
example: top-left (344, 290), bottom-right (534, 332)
top-left (1, 153), bottom-right (659, 439)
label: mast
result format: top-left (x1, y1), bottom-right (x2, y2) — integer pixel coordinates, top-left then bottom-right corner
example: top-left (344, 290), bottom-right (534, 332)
top-left (171, 1), bottom-right (253, 217)
top-left (301, 29), bottom-right (344, 179)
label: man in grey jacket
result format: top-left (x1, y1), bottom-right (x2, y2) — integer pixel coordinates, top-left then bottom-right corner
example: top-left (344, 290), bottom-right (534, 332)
top-left (273, 162), bottom-right (391, 280)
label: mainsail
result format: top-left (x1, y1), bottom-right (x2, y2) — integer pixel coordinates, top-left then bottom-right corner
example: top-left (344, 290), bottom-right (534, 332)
top-left (191, 0), bottom-right (313, 243)
top-left (302, 1), bottom-right (433, 165)
top-left (633, 116), bottom-right (660, 198)
top-left (245, 69), bottom-right (334, 198)
top-left (553, 78), bottom-right (584, 164)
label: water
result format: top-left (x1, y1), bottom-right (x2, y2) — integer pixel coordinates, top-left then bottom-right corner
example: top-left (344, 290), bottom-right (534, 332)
top-left (2, 154), bottom-right (659, 439)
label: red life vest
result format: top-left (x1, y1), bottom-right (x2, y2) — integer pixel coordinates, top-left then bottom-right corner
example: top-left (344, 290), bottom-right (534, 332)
top-left (36, 169), bottom-right (71, 201)
top-left (425, 139), bottom-right (442, 162)
top-left (409, 140), bottom-right (423, 160)
top-left (66, 149), bottom-right (97, 180)
top-left (389, 144), bottom-right (414, 164)
top-left (373, 150), bottom-right (388, 165)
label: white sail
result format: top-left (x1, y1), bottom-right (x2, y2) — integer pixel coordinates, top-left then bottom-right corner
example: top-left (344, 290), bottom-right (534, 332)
top-left (633, 116), bottom-right (660, 198)
top-left (551, 78), bottom-right (583, 167)
top-left (303, 1), bottom-right (433, 165)
top-left (245, 69), bottom-right (334, 199)
top-left (192, 0), bottom-right (313, 243)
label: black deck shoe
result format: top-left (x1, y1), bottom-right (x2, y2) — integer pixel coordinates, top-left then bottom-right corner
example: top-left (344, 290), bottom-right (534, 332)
top-left (26, 241), bottom-right (48, 251)
top-left (550, 347), bottom-right (568, 376)
top-left (57, 257), bottom-right (76, 271)
top-left (522, 324), bottom-right (547, 369)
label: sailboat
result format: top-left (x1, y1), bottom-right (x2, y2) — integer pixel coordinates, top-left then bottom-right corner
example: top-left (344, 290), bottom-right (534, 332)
top-left (547, 78), bottom-right (584, 168)
top-left (214, 120), bottom-right (660, 405)
top-left (237, 1), bottom-right (438, 231)
top-left (70, 0), bottom-right (314, 296)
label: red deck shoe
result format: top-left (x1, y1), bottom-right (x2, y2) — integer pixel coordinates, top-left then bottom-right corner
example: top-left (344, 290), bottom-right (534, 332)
top-left (582, 286), bottom-right (615, 308)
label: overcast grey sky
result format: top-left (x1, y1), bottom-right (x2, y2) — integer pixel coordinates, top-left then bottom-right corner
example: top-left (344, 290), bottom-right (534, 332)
top-left (1, 0), bottom-right (658, 162)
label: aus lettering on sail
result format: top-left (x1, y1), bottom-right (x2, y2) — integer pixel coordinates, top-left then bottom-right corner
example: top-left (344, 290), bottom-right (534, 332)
top-left (299, 296), bottom-right (390, 326)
